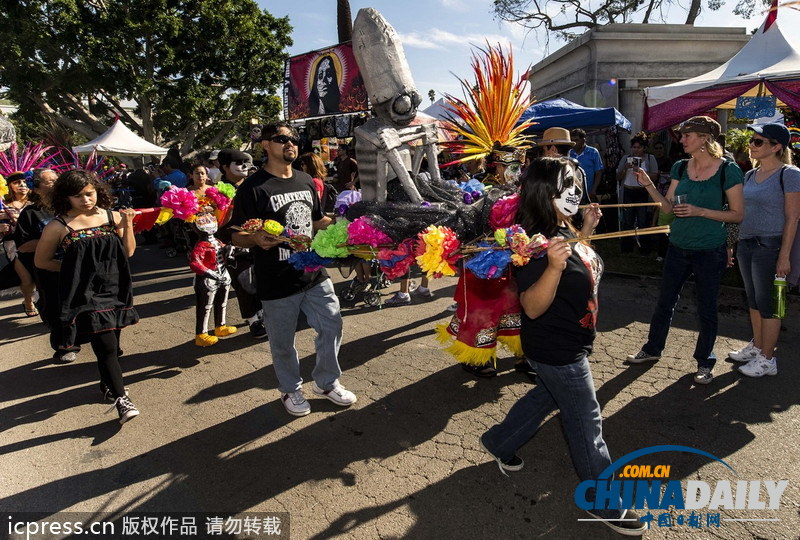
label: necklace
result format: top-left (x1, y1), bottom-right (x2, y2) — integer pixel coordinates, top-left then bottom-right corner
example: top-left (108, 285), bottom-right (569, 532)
top-left (689, 158), bottom-right (717, 180)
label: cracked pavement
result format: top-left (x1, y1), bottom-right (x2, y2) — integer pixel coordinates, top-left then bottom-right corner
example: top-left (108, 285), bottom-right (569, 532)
top-left (1, 244), bottom-right (798, 539)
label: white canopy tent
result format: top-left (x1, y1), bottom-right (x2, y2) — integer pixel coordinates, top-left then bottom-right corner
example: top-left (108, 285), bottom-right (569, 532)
top-left (644, 7), bottom-right (800, 131)
top-left (422, 98), bottom-right (456, 122)
top-left (72, 119), bottom-right (168, 157)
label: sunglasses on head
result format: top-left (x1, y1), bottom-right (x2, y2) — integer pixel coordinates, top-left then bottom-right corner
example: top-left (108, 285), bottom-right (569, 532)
top-left (749, 137), bottom-right (775, 147)
top-left (270, 134), bottom-right (299, 145)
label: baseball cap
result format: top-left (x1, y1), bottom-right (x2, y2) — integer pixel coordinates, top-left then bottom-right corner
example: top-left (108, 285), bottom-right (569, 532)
top-left (677, 116), bottom-right (721, 139)
top-left (748, 123), bottom-right (791, 148)
top-left (209, 149), bottom-right (220, 161)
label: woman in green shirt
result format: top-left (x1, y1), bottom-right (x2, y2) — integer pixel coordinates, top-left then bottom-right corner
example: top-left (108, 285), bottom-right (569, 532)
top-left (625, 116), bottom-right (744, 385)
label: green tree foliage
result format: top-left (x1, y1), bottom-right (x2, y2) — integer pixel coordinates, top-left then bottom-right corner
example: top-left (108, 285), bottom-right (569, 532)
top-left (0, 0), bottom-right (292, 155)
top-left (492, 0), bottom-right (772, 40)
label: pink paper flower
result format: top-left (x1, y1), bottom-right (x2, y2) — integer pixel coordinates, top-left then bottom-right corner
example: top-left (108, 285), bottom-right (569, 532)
top-left (489, 192), bottom-right (520, 230)
top-left (347, 216), bottom-right (393, 247)
top-left (160, 187), bottom-right (199, 221)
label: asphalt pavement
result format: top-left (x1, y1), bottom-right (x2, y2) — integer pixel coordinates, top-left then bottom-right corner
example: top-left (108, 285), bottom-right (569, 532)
top-left (1, 244), bottom-right (798, 539)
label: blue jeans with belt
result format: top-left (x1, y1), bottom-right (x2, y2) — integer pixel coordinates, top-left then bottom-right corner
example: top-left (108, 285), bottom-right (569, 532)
top-left (641, 243), bottom-right (728, 368)
top-left (737, 236), bottom-right (781, 318)
top-left (482, 356), bottom-right (621, 518)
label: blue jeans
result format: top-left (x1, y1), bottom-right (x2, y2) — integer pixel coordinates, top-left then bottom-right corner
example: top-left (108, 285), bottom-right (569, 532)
top-left (642, 243), bottom-right (727, 368)
top-left (482, 356), bottom-right (617, 515)
top-left (261, 279), bottom-right (343, 394)
top-left (737, 236), bottom-right (781, 318)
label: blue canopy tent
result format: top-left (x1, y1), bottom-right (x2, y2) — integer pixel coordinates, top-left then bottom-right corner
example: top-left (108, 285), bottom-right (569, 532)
top-left (519, 98), bottom-right (631, 133)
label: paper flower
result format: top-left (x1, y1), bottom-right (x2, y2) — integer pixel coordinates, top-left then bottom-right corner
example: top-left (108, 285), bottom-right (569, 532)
top-left (160, 187), bottom-right (199, 221)
top-left (489, 192), bottom-right (520, 230)
top-left (415, 225), bottom-right (461, 278)
top-left (377, 239), bottom-right (416, 280)
top-left (465, 243), bottom-right (512, 279)
top-left (262, 219), bottom-right (284, 236)
top-left (288, 251), bottom-right (332, 272)
top-left (510, 231), bottom-right (549, 266)
top-left (310, 219), bottom-right (350, 258)
top-left (155, 207), bottom-right (174, 225)
top-left (347, 216), bottom-right (393, 247)
top-left (215, 182), bottom-right (236, 200)
top-left (493, 228), bottom-right (507, 246)
top-left (204, 187), bottom-right (231, 212)
top-left (0, 175), bottom-right (7, 198)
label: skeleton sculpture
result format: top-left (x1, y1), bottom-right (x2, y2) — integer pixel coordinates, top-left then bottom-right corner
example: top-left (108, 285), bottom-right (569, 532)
top-left (352, 8), bottom-right (443, 203)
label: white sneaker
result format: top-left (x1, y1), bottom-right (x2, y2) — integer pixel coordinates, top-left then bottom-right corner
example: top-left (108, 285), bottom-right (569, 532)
top-left (738, 354), bottom-right (778, 377)
top-left (728, 340), bottom-right (760, 363)
top-left (384, 292), bottom-right (411, 306)
top-left (416, 286), bottom-right (433, 298)
top-left (312, 381), bottom-right (357, 406)
top-left (446, 302), bottom-right (458, 312)
top-left (282, 390), bottom-right (311, 416)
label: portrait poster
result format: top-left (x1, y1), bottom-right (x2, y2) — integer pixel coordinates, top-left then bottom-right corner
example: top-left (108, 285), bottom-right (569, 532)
top-left (283, 42), bottom-right (369, 120)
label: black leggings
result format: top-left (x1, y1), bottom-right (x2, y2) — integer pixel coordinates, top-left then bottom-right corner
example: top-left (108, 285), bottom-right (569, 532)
top-left (90, 330), bottom-right (126, 398)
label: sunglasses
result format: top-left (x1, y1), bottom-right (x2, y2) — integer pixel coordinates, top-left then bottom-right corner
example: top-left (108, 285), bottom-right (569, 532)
top-left (749, 137), bottom-right (775, 147)
top-left (270, 134), bottom-right (300, 146)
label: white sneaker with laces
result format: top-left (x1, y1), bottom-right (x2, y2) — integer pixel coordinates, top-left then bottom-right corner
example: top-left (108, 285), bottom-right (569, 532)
top-left (728, 340), bottom-right (761, 363)
top-left (312, 381), bottom-right (357, 406)
top-left (282, 390), bottom-right (311, 416)
top-left (738, 354), bottom-right (778, 377)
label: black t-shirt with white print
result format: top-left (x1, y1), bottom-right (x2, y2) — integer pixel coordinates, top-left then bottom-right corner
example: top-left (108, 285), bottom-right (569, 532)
top-left (514, 227), bottom-right (604, 366)
top-left (230, 168), bottom-right (327, 300)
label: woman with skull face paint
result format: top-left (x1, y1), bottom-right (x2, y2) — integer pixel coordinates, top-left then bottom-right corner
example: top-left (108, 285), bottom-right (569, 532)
top-left (308, 55), bottom-right (341, 116)
top-left (481, 158), bottom-right (646, 536)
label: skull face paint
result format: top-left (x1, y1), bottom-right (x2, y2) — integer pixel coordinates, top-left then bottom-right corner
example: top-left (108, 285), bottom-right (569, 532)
top-left (554, 164), bottom-right (582, 217)
top-left (229, 161), bottom-right (249, 179)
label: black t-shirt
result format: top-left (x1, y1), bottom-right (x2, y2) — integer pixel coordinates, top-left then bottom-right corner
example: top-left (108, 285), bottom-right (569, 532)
top-left (13, 203), bottom-right (54, 247)
top-left (515, 227), bottom-right (604, 365)
top-left (230, 168), bottom-right (327, 300)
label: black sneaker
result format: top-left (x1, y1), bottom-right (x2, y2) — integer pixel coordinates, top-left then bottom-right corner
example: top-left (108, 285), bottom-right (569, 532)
top-left (479, 435), bottom-right (524, 475)
top-left (585, 509), bottom-right (646, 536)
top-left (625, 350), bottom-right (660, 364)
top-left (514, 359), bottom-right (537, 382)
top-left (249, 320), bottom-right (268, 339)
top-left (108, 396), bottom-right (139, 425)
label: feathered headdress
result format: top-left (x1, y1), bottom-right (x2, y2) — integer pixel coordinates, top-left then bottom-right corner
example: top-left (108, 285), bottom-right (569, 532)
top-left (49, 148), bottom-right (115, 182)
top-left (0, 142), bottom-right (68, 181)
top-left (441, 43), bottom-right (535, 164)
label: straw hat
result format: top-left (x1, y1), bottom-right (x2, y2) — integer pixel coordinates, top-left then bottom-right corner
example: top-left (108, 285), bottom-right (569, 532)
top-left (536, 127), bottom-right (575, 147)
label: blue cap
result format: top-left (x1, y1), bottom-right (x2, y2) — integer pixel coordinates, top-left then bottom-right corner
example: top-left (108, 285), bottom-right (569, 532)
top-left (748, 123), bottom-right (791, 148)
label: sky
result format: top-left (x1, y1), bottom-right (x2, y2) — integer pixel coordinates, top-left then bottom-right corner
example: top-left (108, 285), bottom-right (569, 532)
top-left (258, 0), bottom-right (771, 104)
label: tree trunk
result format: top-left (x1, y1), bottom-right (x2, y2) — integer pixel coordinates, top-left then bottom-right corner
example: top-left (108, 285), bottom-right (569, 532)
top-left (685, 0), bottom-right (701, 24)
top-left (337, 0), bottom-right (353, 43)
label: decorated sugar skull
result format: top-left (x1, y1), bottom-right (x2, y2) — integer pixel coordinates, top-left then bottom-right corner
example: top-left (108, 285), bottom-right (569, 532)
top-left (194, 209), bottom-right (219, 235)
top-left (490, 147), bottom-right (525, 185)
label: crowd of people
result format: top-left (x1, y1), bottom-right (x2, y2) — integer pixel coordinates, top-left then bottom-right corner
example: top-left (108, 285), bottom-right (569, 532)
top-left (2, 116), bottom-right (798, 536)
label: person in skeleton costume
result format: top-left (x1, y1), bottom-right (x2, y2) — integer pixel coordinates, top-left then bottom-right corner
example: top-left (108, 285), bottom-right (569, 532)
top-left (230, 122), bottom-right (357, 418)
top-left (188, 208), bottom-right (236, 347)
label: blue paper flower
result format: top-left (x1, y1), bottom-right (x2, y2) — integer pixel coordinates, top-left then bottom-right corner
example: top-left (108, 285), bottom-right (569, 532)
top-left (465, 242), bottom-right (512, 279)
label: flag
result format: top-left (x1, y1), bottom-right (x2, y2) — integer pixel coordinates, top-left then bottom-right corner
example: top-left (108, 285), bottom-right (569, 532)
top-left (133, 207), bottom-right (160, 233)
top-left (764, 0), bottom-right (778, 31)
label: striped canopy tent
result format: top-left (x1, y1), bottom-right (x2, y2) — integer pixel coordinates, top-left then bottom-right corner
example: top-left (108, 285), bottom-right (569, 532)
top-left (644, 4), bottom-right (800, 131)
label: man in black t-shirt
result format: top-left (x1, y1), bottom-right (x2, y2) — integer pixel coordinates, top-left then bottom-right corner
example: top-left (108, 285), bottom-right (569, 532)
top-left (230, 122), bottom-right (357, 417)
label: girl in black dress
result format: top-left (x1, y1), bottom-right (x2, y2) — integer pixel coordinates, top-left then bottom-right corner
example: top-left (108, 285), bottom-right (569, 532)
top-left (35, 170), bottom-right (140, 424)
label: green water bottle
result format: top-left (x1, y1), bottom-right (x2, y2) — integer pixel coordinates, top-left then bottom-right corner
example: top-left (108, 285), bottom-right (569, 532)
top-left (773, 275), bottom-right (787, 319)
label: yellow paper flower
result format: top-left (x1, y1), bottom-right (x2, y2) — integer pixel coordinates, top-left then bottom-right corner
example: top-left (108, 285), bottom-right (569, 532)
top-left (185, 214), bottom-right (198, 223)
top-left (415, 225), bottom-right (460, 278)
top-left (0, 175), bottom-right (7, 199)
top-left (262, 219), bottom-right (284, 236)
top-left (155, 207), bottom-right (174, 225)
